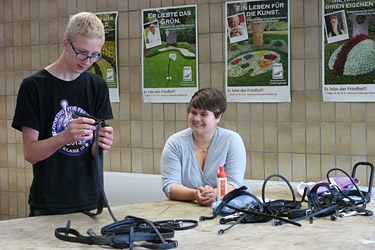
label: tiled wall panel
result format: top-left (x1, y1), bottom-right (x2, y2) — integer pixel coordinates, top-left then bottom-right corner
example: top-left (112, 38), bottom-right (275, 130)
top-left (1, 0), bottom-right (374, 220)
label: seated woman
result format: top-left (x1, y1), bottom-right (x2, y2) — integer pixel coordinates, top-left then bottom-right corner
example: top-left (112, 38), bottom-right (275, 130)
top-left (161, 88), bottom-right (246, 206)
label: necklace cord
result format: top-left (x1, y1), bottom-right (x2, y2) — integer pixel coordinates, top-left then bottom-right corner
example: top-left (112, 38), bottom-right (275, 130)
top-left (192, 134), bottom-right (212, 153)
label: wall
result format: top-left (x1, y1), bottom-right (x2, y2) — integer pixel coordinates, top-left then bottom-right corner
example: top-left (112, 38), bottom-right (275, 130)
top-left (0, 0), bottom-right (374, 220)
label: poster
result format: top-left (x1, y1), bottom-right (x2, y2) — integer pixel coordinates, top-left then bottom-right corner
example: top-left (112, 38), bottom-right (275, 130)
top-left (142, 5), bottom-right (198, 103)
top-left (87, 12), bottom-right (119, 103)
top-left (225, 0), bottom-right (290, 102)
top-left (323, 0), bottom-right (375, 102)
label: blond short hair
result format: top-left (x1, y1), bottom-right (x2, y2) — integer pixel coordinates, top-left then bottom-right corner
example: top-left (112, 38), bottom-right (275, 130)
top-left (64, 12), bottom-right (105, 41)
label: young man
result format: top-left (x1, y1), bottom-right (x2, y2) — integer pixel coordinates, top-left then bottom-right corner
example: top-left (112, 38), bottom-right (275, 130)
top-left (12, 12), bottom-right (114, 216)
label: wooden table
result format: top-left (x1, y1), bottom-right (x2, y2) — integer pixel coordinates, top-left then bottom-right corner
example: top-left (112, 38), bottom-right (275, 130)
top-left (1, 186), bottom-right (375, 250)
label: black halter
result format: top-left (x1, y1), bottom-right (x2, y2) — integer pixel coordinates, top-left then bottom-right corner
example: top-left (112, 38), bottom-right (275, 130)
top-left (200, 163), bottom-right (374, 233)
top-left (55, 216), bottom-right (178, 249)
top-left (55, 112), bottom-right (198, 249)
top-left (261, 174), bottom-right (303, 217)
top-left (199, 177), bottom-right (303, 235)
top-left (282, 163), bottom-right (373, 225)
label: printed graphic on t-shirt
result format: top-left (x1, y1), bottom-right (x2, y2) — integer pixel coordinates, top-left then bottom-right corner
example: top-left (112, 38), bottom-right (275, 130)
top-left (51, 99), bottom-right (93, 156)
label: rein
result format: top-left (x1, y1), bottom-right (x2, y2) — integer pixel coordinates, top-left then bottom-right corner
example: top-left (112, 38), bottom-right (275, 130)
top-left (55, 216), bottom-right (178, 249)
top-left (54, 112), bottom-right (198, 249)
top-left (73, 112), bottom-right (115, 220)
top-left (200, 179), bottom-right (304, 235)
top-left (288, 164), bottom-right (374, 224)
top-left (200, 163), bottom-right (374, 234)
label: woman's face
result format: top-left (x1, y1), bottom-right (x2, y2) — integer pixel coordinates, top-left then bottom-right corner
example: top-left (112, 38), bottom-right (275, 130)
top-left (330, 17), bottom-right (338, 28)
top-left (189, 108), bottom-right (221, 136)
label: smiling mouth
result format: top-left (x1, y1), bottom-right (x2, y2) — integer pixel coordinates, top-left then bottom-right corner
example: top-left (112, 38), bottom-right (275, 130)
top-left (193, 123), bottom-right (204, 128)
top-left (77, 64), bottom-right (86, 70)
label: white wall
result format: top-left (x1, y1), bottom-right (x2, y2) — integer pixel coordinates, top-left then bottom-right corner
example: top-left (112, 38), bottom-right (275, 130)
top-left (103, 172), bottom-right (292, 206)
top-left (104, 172), bottom-right (374, 206)
top-left (104, 172), bottom-right (166, 206)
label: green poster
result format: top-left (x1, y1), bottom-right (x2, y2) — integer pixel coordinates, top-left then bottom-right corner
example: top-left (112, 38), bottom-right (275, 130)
top-left (87, 12), bottom-right (119, 102)
top-left (225, 0), bottom-right (290, 103)
top-left (323, 0), bottom-right (375, 102)
top-left (142, 5), bottom-right (198, 103)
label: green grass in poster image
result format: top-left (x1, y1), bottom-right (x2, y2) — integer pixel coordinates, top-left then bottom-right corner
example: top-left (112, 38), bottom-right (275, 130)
top-left (324, 40), bottom-right (375, 85)
top-left (143, 51), bottom-right (197, 88)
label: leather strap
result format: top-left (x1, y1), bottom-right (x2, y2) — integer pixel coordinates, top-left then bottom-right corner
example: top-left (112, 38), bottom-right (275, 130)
top-left (55, 217), bottom-right (182, 250)
top-left (153, 219), bottom-right (199, 231)
top-left (348, 161), bottom-right (374, 203)
top-left (282, 169), bottom-right (374, 226)
top-left (202, 167), bottom-right (373, 233)
top-left (199, 186), bottom-right (264, 221)
top-left (82, 117), bottom-right (105, 217)
top-left (262, 174), bottom-right (303, 217)
top-left (55, 113), bottom-right (199, 249)
top-left (72, 112), bottom-right (114, 219)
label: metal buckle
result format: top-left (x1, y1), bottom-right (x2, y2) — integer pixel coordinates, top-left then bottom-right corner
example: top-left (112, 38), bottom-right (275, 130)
top-left (305, 209), bottom-right (312, 216)
top-left (173, 219), bottom-right (183, 228)
top-left (271, 219), bottom-right (282, 226)
top-left (222, 213), bottom-right (240, 220)
top-left (339, 211), bottom-right (357, 217)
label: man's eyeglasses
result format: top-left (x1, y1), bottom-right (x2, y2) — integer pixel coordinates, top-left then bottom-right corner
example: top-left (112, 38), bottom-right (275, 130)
top-left (69, 41), bottom-right (102, 63)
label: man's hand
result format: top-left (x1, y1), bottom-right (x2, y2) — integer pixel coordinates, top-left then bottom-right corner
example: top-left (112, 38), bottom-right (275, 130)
top-left (22, 117), bottom-right (97, 164)
top-left (62, 117), bottom-right (97, 144)
top-left (96, 126), bottom-right (114, 151)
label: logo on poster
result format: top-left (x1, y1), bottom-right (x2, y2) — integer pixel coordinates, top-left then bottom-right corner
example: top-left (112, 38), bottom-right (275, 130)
top-left (106, 69), bottom-right (114, 82)
top-left (183, 67), bottom-right (192, 81)
top-left (272, 63), bottom-right (283, 80)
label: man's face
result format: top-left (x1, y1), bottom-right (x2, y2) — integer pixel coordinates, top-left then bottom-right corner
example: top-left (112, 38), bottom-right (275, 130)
top-left (66, 35), bottom-right (104, 74)
top-left (233, 16), bottom-right (240, 26)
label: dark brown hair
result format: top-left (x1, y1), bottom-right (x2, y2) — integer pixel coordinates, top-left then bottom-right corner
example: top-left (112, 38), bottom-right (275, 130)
top-left (187, 88), bottom-right (227, 118)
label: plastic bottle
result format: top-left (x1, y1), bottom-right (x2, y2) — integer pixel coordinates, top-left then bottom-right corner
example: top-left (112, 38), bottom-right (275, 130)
top-left (217, 165), bottom-right (227, 200)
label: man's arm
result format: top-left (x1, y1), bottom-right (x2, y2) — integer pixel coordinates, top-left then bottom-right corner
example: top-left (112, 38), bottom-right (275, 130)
top-left (22, 117), bottom-right (96, 164)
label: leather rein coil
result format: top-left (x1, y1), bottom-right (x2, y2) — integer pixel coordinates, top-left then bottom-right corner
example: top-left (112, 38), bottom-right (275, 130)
top-left (54, 112), bottom-right (198, 249)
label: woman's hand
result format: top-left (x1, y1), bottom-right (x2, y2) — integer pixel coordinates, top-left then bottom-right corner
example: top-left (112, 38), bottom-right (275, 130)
top-left (195, 185), bottom-right (217, 206)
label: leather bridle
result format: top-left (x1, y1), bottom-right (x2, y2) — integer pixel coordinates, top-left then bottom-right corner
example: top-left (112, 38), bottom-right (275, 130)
top-left (55, 112), bottom-right (198, 249)
top-left (200, 163), bottom-right (374, 234)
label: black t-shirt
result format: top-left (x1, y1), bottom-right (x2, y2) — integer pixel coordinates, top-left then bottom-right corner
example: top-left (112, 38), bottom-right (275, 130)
top-left (12, 69), bottom-right (113, 215)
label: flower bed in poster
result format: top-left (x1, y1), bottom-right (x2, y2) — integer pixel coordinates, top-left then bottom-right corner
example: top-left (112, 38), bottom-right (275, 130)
top-left (227, 50), bottom-right (281, 78)
top-left (328, 34), bottom-right (375, 76)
